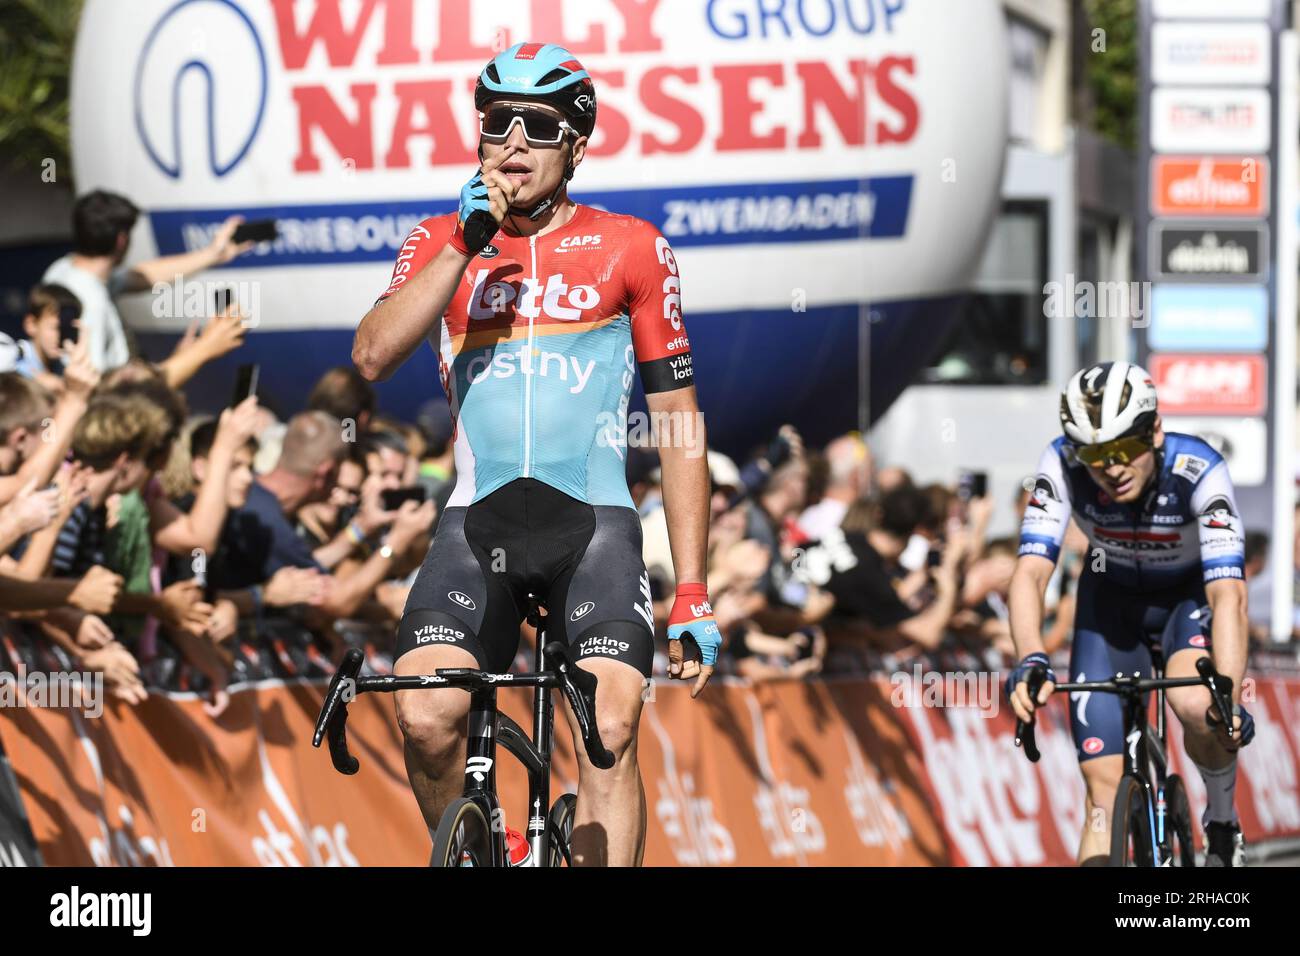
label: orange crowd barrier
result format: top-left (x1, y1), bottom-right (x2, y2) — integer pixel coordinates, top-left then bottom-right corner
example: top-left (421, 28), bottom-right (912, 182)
top-left (2, 672), bottom-right (1298, 866)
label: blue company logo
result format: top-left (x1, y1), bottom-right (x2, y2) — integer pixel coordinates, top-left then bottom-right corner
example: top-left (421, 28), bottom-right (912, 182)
top-left (133, 0), bottom-right (268, 179)
top-left (149, 175), bottom-right (913, 266)
top-left (1149, 284), bottom-right (1269, 351)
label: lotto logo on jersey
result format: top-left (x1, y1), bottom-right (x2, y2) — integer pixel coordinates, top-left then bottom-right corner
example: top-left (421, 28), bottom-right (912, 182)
top-left (467, 270), bottom-right (601, 321)
top-left (559, 234), bottom-right (602, 248)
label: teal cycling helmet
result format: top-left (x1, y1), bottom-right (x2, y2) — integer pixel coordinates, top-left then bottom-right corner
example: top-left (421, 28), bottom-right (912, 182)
top-left (474, 42), bottom-right (597, 138)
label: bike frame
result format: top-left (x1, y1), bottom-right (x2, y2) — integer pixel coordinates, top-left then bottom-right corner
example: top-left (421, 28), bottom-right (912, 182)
top-left (1118, 647), bottom-right (1172, 865)
top-left (315, 594), bottom-right (612, 867)
top-left (458, 601), bottom-right (560, 866)
top-left (1055, 653), bottom-right (1218, 866)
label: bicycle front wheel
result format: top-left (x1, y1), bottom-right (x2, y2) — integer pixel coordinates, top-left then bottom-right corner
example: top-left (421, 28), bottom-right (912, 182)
top-left (431, 798), bottom-right (496, 867)
top-left (1110, 775), bottom-right (1155, 867)
top-left (1164, 775), bottom-right (1196, 867)
top-left (546, 793), bottom-right (577, 867)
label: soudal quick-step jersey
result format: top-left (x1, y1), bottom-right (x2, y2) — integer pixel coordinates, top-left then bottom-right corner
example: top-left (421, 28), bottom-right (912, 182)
top-left (378, 204), bottom-right (693, 510)
top-left (1018, 433), bottom-right (1245, 589)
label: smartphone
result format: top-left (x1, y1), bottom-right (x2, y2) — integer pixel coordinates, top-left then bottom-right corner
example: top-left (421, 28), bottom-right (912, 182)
top-left (213, 287), bottom-right (235, 315)
top-left (957, 469), bottom-right (988, 501)
top-left (231, 363), bottom-right (259, 406)
top-left (381, 486), bottom-right (428, 511)
top-left (57, 304), bottom-right (81, 343)
top-left (232, 219), bottom-right (278, 244)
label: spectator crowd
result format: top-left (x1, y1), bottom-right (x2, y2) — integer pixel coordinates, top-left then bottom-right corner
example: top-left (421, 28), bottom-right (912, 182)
top-left (2, 190), bottom-right (1297, 718)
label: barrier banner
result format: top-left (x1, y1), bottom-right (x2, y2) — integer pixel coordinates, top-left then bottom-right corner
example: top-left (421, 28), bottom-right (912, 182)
top-left (1, 674), bottom-right (1298, 866)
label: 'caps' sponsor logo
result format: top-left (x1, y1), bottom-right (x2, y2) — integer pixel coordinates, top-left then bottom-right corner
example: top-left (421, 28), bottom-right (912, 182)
top-left (1082, 737), bottom-right (1105, 755)
top-left (559, 234), bottom-right (602, 248)
top-left (571, 601), bottom-right (596, 622)
top-left (1189, 634), bottom-right (1209, 648)
top-left (448, 591), bottom-right (476, 610)
top-left (1150, 354), bottom-right (1267, 416)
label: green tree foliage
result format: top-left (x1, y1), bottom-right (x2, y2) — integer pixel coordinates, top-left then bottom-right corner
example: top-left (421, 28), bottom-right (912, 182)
top-left (1081, 0), bottom-right (1138, 150)
top-left (0, 0), bottom-right (84, 177)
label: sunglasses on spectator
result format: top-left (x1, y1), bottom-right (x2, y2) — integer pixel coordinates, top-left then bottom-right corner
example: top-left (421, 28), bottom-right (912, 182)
top-left (1074, 434), bottom-right (1153, 468)
top-left (479, 105), bottom-right (575, 146)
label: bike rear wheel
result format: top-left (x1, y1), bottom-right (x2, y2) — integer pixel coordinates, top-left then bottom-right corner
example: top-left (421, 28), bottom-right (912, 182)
top-left (431, 798), bottom-right (496, 867)
top-left (1110, 775), bottom-right (1155, 867)
top-left (1163, 775), bottom-right (1196, 867)
top-left (546, 793), bottom-right (577, 867)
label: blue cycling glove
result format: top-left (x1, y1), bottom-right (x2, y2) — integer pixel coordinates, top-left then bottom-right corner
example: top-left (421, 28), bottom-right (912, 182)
top-left (449, 171), bottom-right (498, 256)
top-left (1005, 651), bottom-right (1056, 701)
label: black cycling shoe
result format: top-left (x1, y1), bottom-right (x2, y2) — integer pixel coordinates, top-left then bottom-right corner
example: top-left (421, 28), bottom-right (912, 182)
top-left (1204, 821), bottom-right (1245, 867)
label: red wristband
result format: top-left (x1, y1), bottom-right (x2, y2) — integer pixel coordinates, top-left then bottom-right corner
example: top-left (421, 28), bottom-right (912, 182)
top-left (448, 224), bottom-right (472, 258)
top-left (675, 582), bottom-right (707, 598)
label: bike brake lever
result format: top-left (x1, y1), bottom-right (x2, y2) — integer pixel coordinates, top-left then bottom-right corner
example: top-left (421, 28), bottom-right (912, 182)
top-left (1195, 656), bottom-right (1235, 741)
top-left (545, 641), bottom-right (615, 770)
top-left (314, 647), bottom-right (363, 774)
top-left (1014, 666), bottom-right (1045, 764)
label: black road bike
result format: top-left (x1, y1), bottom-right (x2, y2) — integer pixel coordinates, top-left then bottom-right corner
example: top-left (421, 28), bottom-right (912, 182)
top-left (1015, 653), bottom-right (1236, 867)
top-left (314, 595), bottom-right (614, 867)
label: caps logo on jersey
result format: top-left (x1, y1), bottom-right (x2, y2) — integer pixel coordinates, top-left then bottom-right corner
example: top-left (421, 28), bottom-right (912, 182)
top-left (1082, 737), bottom-right (1105, 755)
top-left (558, 234), bottom-right (602, 249)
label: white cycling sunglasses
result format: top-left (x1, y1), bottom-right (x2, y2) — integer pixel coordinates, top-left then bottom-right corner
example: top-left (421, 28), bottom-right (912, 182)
top-left (479, 104), bottom-right (575, 146)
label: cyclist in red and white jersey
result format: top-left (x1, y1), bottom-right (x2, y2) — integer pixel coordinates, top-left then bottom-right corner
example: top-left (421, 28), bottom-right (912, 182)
top-left (353, 42), bottom-right (720, 867)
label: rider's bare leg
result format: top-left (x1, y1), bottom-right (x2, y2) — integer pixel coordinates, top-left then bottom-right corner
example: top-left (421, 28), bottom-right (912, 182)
top-left (1165, 648), bottom-right (1232, 770)
top-left (561, 657), bottom-right (647, 867)
top-left (1078, 754), bottom-right (1123, 865)
top-left (1166, 647), bottom-right (1238, 826)
top-left (394, 644), bottom-right (479, 831)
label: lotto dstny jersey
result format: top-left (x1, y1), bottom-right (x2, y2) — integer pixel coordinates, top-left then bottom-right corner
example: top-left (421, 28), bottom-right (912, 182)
top-left (1017, 432), bottom-right (1245, 590)
top-left (378, 205), bottom-right (694, 510)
